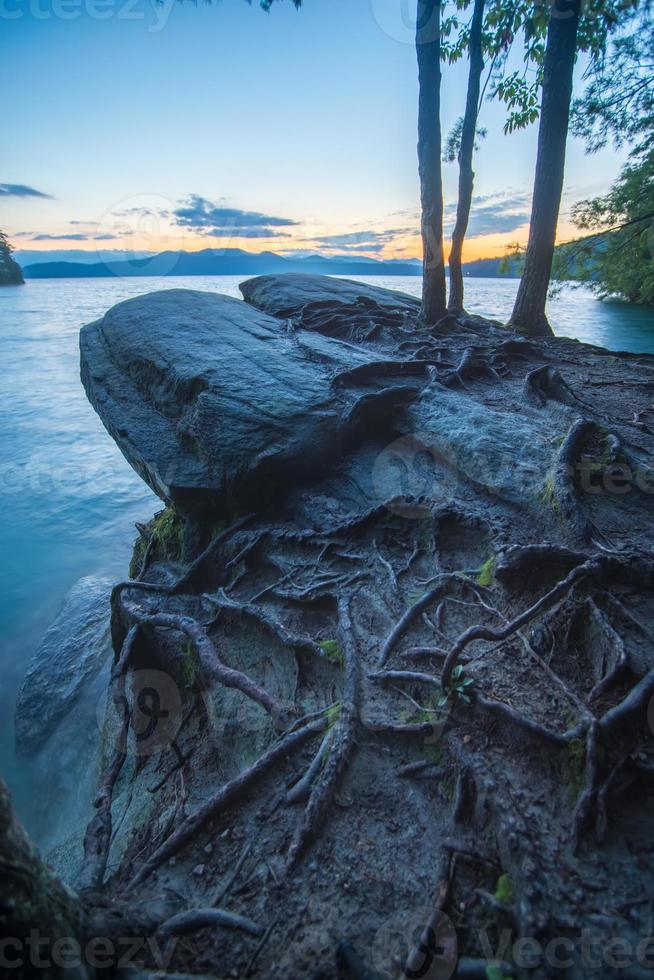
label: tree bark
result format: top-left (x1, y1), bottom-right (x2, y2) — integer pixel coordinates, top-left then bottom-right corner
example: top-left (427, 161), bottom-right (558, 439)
top-left (0, 777), bottom-right (91, 975)
top-left (447, 0), bottom-right (485, 314)
top-left (509, 0), bottom-right (581, 337)
top-left (417, 0), bottom-right (447, 325)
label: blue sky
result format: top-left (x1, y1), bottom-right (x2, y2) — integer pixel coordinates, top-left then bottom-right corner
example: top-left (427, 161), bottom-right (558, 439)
top-left (1, 0), bottom-right (627, 261)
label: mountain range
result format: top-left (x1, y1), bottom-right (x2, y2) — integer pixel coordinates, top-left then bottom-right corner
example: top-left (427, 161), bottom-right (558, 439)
top-left (19, 248), bottom-right (520, 280)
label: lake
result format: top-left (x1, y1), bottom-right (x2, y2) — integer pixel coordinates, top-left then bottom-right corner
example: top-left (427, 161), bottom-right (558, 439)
top-left (1, 275), bottom-right (653, 831)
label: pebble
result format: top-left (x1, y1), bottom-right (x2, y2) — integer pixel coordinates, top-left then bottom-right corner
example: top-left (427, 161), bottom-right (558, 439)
top-left (193, 863), bottom-right (206, 877)
top-left (204, 843), bottom-right (213, 855)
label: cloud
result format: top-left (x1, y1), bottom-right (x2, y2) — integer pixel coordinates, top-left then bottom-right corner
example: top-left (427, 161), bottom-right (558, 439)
top-left (309, 227), bottom-right (414, 253)
top-left (172, 195), bottom-right (298, 239)
top-left (27, 232), bottom-right (119, 241)
top-left (443, 191), bottom-right (531, 237)
top-left (0, 183), bottom-right (53, 199)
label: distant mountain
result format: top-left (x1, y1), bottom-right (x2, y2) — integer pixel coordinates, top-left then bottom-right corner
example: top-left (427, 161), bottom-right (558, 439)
top-left (23, 248), bottom-right (423, 280)
top-left (15, 248), bottom-right (153, 267)
top-left (21, 247), bottom-right (521, 281)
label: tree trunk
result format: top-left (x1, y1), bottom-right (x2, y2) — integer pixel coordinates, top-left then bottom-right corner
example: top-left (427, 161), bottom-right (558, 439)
top-left (509, 0), bottom-right (581, 337)
top-left (0, 777), bottom-right (178, 976)
top-left (417, 0), bottom-right (447, 325)
top-left (447, 0), bottom-right (485, 314)
top-left (0, 777), bottom-right (92, 977)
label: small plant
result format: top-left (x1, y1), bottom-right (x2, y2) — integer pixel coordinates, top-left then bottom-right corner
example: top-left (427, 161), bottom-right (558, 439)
top-left (537, 473), bottom-right (560, 516)
top-left (324, 703), bottom-right (341, 728)
top-left (494, 873), bottom-right (515, 904)
top-left (476, 557), bottom-right (495, 587)
top-left (180, 640), bottom-right (197, 688)
top-left (320, 639), bottom-right (344, 667)
top-left (564, 737), bottom-right (586, 801)
top-left (485, 967), bottom-right (512, 980)
top-left (152, 507), bottom-right (185, 560)
top-left (437, 664), bottom-right (474, 708)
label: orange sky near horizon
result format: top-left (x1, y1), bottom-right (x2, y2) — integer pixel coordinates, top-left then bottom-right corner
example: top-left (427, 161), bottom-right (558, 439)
top-left (13, 215), bottom-right (582, 264)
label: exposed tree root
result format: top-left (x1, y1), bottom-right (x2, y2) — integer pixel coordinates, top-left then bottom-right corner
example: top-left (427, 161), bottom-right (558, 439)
top-left (112, 514), bottom-right (256, 601)
top-left (573, 720), bottom-right (601, 848)
top-left (157, 907), bottom-right (264, 939)
top-left (121, 599), bottom-right (291, 726)
top-left (550, 417), bottom-right (599, 545)
top-left (377, 573), bottom-right (473, 667)
top-left (439, 554), bottom-right (640, 689)
top-left (523, 365), bottom-right (585, 408)
top-left (285, 728), bottom-right (334, 804)
top-left (126, 716), bottom-right (328, 890)
top-left (438, 347), bottom-right (502, 387)
top-left (78, 624), bottom-right (140, 892)
top-left (202, 588), bottom-right (325, 659)
top-left (286, 595), bottom-right (360, 871)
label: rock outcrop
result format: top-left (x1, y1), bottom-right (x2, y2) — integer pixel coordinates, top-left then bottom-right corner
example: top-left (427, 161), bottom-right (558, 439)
top-left (80, 288), bottom-right (393, 519)
top-left (240, 272), bottom-right (420, 318)
top-left (14, 576), bottom-right (113, 859)
top-left (33, 274), bottom-right (653, 979)
top-left (15, 575), bottom-right (112, 757)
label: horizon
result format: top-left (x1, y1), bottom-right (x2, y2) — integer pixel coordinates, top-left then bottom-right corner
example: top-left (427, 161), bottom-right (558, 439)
top-left (1, 0), bottom-right (627, 266)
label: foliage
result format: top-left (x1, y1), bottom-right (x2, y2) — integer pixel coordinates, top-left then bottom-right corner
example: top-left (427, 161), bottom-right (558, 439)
top-left (443, 0), bottom-right (641, 135)
top-left (571, 18), bottom-right (654, 155)
top-left (0, 232), bottom-right (24, 286)
top-left (320, 639), bottom-right (344, 667)
top-left (476, 556), bottom-right (496, 586)
top-left (485, 968), bottom-right (512, 980)
top-left (555, 149), bottom-right (654, 305)
top-left (443, 116), bottom-right (488, 162)
top-left (325, 703), bottom-right (341, 728)
top-left (437, 664), bottom-right (475, 707)
top-left (494, 872), bottom-right (515, 904)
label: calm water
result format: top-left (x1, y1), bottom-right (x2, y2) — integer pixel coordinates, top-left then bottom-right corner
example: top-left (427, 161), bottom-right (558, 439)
top-left (1, 275), bottom-right (653, 822)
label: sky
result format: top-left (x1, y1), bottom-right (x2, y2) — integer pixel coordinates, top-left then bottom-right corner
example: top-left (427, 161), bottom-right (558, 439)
top-left (1, 0), bottom-right (629, 263)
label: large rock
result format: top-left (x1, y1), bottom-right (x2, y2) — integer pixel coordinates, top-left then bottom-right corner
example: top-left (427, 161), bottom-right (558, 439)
top-left (240, 272), bottom-right (420, 318)
top-left (14, 576), bottom-right (113, 857)
top-left (80, 289), bottom-right (379, 516)
top-left (15, 575), bottom-right (113, 756)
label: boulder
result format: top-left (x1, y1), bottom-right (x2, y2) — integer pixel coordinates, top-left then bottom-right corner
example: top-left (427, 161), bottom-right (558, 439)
top-left (15, 575), bottom-right (113, 756)
top-left (80, 289), bottom-right (380, 517)
top-left (14, 576), bottom-right (113, 858)
top-left (240, 272), bottom-right (419, 319)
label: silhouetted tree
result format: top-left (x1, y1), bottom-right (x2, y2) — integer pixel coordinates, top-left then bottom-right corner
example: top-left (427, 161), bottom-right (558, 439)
top-left (508, 0), bottom-right (581, 336)
top-left (416, 0), bottom-right (448, 323)
top-left (0, 231), bottom-right (24, 285)
top-left (445, 0), bottom-right (485, 313)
